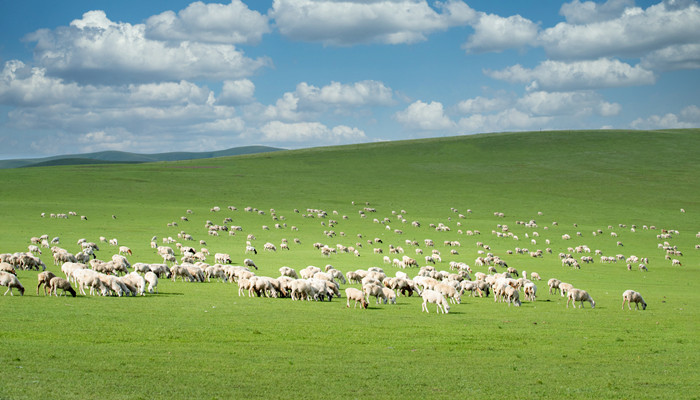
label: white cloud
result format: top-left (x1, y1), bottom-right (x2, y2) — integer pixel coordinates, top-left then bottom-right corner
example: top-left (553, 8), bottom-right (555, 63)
top-left (516, 91), bottom-right (621, 117)
top-left (641, 43), bottom-right (700, 70)
top-left (270, 0), bottom-right (476, 46)
top-left (218, 79), bottom-right (256, 105)
top-left (540, 1), bottom-right (700, 60)
top-left (457, 109), bottom-right (552, 134)
top-left (258, 121), bottom-right (366, 143)
top-left (486, 58), bottom-right (656, 91)
top-left (296, 80), bottom-right (395, 108)
top-left (462, 13), bottom-right (539, 53)
top-left (631, 104), bottom-right (700, 129)
top-left (394, 100), bottom-right (455, 131)
top-left (145, 0), bottom-right (270, 45)
top-left (559, 0), bottom-right (634, 24)
top-left (26, 10), bottom-right (270, 84)
top-left (456, 95), bottom-right (512, 114)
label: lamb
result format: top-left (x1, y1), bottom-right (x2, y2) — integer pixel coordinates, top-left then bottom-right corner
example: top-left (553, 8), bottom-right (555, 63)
top-left (37, 271), bottom-right (57, 295)
top-left (345, 288), bottom-right (368, 309)
top-left (144, 271), bottom-right (158, 293)
top-left (382, 288), bottom-right (397, 304)
top-left (420, 289), bottom-right (451, 314)
top-left (1, 271), bottom-right (25, 295)
top-left (530, 272), bottom-right (541, 281)
top-left (118, 246), bottom-right (133, 255)
top-left (621, 290), bottom-right (646, 310)
top-left (49, 277), bottom-right (77, 297)
top-left (566, 288), bottom-right (595, 309)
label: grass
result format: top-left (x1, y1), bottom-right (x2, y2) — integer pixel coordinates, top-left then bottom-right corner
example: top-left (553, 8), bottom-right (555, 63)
top-left (0, 129), bottom-right (699, 399)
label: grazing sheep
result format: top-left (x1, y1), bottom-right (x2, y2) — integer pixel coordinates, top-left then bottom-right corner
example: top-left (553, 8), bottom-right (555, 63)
top-left (243, 259), bottom-right (258, 270)
top-left (621, 290), bottom-right (646, 310)
top-left (37, 271), bottom-right (57, 295)
top-left (548, 278), bottom-right (561, 295)
top-left (345, 288), bottom-right (368, 309)
top-left (530, 272), bottom-right (541, 281)
top-left (566, 288), bottom-right (595, 309)
top-left (121, 272), bottom-right (146, 296)
top-left (144, 272), bottom-right (158, 293)
top-left (504, 285), bottom-right (521, 307)
top-left (0, 271), bottom-right (25, 296)
top-left (363, 283), bottom-right (388, 305)
top-left (49, 277), bottom-right (77, 297)
top-left (523, 282), bottom-right (537, 301)
top-left (558, 282), bottom-right (574, 297)
top-left (279, 266), bottom-right (298, 279)
top-left (382, 287), bottom-right (397, 304)
top-left (421, 289), bottom-right (450, 314)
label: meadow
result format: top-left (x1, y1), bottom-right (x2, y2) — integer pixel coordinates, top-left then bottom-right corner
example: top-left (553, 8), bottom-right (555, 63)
top-left (0, 129), bottom-right (698, 399)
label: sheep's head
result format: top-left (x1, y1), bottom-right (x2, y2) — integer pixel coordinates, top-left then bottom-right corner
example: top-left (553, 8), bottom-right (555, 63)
top-left (590, 299), bottom-right (596, 309)
top-left (642, 302), bottom-right (647, 310)
top-left (361, 299), bottom-right (368, 309)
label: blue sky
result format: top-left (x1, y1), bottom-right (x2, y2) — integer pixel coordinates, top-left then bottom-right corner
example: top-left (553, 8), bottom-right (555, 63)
top-left (0, 0), bottom-right (698, 158)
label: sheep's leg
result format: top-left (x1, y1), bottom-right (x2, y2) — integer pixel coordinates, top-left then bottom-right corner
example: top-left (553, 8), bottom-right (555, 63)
top-left (4, 286), bottom-right (10, 296)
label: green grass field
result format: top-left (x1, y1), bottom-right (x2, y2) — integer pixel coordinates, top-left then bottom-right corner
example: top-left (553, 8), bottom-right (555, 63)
top-left (1, 129), bottom-right (698, 399)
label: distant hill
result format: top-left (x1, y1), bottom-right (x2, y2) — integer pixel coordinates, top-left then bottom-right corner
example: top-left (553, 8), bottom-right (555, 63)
top-left (0, 145), bottom-right (283, 169)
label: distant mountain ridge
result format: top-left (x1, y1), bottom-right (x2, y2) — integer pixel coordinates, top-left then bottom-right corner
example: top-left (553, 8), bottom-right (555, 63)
top-left (0, 146), bottom-right (283, 169)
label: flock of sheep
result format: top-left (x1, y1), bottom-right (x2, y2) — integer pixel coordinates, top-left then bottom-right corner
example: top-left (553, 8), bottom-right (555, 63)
top-left (1, 203), bottom-right (694, 316)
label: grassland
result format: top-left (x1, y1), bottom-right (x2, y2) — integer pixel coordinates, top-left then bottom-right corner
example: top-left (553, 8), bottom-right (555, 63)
top-left (0, 129), bottom-right (698, 399)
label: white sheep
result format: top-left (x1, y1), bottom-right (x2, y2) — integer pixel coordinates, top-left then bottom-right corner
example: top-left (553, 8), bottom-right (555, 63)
top-left (144, 271), bottom-right (158, 293)
top-left (363, 283), bottom-right (387, 305)
top-left (345, 288), bottom-right (368, 309)
top-left (566, 288), bottom-right (595, 309)
top-left (49, 277), bottom-right (77, 297)
top-left (0, 271), bottom-right (25, 296)
top-left (382, 288), bottom-right (397, 304)
top-left (243, 258), bottom-right (258, 270)
top-left (421, 289), bottom-right (450, 314)
top-left (621, 290), bottom-right (646, 310)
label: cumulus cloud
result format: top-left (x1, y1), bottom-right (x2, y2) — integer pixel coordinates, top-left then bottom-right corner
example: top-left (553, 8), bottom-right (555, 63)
top-left (457, 109), bottom-right (552, 134)
top-left (456, 95), bottom-right (513, 114)
top-left (631, 104), bottom-right (700, 129)
top-left (394, 100), bottom-right (455, 131)
top-left (540, 1), bottom-right (700, 60)
top-left (516, 91), bottom-right (621, 117)
top-left (462, 13), bottom-right (539, 53)
top-left (218, 79), bottom-right (256, 105)
top-left (145, 0), bottom-right (270, 45)
top-left (641, 43), bottom-right (700, 70)
top-left (559, 0), bottom-right (634, 24)
top-left (25, 10), bottom-right (270, 84)
top-left (258, 121), bottom-right (366, 143)
top-left (295, 80), bottom-right (395, 108)
top-left (270, 0), bottom-right (477, 45)
top-left (486, 58), bottom-right (656, 91)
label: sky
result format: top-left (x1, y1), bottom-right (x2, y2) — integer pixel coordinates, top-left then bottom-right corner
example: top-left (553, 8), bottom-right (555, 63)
top-left (0, 0), bottom-right (698, 159)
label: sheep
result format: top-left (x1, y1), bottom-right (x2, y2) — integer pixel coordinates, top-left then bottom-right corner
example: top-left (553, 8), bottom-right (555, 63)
top-left (73, 269), bottom-right (107, 296)
top-left (523, 282), bottom-right (537, 301)
top-left (345, 288), bottom-right (368, 309)
top-left (420, 289), bottom-right (451, 314)
top-left (243, 258), bottom-right (258, 270)
top-left (279, 266), bottom-right (298, 279)
top-left (548, 278), bottom-right (561, 295)
top-left (435, 282), bottom-right (461, 304)
top-left (530, 272), bottom-right (541, 281)
top-left (363, 283), bottom-right (387, 305)
top-left (170, 265), bottom-right (195, 282)
top-left (37, 271), bottom-right (57, 295)
top-left (144, 271), bottom-right (158, 293)
top-left (118, 246), bottom-right (133, 256)
top-left (290, 279), bottom-right (314, 301)
top-left (566, 288), bottom-right (595, 309)
top-left (382, 288), bottom-right (397, 304)
top-left (1, 271), bottom-right (25, 296)
top-left (504, 285), bottom-right (521, 306)
top-left (622, 290), bottom-right (647, 310)
top-left (214, 253), bottom-right (232, 264)
top-left (558, 282), bottom-right (574, 297)
top-left (49, 277), bottom-right (76, 297)
top-left (121, 272), bottom-right (146, 296)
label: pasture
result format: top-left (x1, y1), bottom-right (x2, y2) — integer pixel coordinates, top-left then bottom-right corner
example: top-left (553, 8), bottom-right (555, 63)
top-left (1, 129), bottom-right (698, 399)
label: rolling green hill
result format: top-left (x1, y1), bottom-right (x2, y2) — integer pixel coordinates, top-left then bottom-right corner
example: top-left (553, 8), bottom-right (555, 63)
top-left (0, 129), bottom-right (698, 399)
top-left (0, 145), bottom-right (282, 169)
